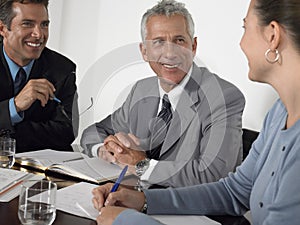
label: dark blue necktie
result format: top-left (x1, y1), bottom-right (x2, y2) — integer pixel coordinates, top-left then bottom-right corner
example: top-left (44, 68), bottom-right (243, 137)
top-left (14, 67), bottom-right (27, 95)
top-left (147, 94), bottom-right (173, 159)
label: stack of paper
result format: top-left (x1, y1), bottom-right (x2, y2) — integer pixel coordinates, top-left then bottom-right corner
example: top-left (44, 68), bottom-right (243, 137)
top-left (0, 168), bottom-right (44, 202)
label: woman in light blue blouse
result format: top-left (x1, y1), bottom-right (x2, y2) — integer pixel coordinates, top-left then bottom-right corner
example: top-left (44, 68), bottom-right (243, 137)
top-left (92, 0), bottom-right (300, 224)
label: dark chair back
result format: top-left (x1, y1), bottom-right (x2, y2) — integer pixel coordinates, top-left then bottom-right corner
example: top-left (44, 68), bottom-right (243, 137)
top-left (242, 128), bottom-right (259, 160)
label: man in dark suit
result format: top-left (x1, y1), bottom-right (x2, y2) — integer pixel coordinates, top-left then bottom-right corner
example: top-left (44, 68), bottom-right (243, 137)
top-left (81, 0), bottom-right (245, 187)
top-left (0, 0), bottom-right (78, 152)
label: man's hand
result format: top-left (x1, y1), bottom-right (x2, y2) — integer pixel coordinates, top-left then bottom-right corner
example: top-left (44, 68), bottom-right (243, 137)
top-left (104, 133), bottom-right (146, 165)
top-left (92, 183), bottom-right (145, 211)
top-left (14, 78), bottom-right (56, 111)
top-left (97, 144), bottom-right (117, 163)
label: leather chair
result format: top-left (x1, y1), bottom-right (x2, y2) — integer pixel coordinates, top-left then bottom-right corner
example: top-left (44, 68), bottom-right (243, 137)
top-left (242, 128), bottom-right (259, 160)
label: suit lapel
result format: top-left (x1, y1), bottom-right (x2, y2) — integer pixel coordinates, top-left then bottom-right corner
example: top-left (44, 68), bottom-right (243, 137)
top-left (132, 78), bottom-right (160, 149)
top-left (29, 58), bottom-right (46, 79)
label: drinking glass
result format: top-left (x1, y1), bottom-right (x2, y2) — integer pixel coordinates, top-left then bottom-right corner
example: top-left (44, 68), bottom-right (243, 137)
top-left (18, 180), bottom-right (57, 225)
top-left (0, 137), bottom-right (16, 168)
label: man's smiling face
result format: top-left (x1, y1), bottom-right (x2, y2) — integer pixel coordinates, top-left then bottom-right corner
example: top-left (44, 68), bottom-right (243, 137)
top-left (140, 14), bottom-right (197, 89)
top-left (0, 2), bottom-right (49, 66)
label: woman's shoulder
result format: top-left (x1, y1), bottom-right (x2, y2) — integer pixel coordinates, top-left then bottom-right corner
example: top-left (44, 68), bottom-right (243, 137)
top-left (264, 99), bottom-right (286, 124)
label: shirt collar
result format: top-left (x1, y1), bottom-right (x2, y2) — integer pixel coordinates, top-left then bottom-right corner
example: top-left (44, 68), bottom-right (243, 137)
top-left (3, 46), bottom-right (34, 81)
top-left (158, 66), bottom-right (193, 111)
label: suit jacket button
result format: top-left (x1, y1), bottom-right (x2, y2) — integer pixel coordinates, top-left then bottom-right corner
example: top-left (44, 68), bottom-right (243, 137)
top-left (259, 202), bottom-right (263, 208)
top-left (271, 171), bottom-right (275, 176)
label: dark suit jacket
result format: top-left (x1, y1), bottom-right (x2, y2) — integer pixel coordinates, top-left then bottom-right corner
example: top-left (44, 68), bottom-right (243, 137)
top-left (81, 64), bottom-right (245, 187)
top-left (0, 45), bottom-right (78, 152)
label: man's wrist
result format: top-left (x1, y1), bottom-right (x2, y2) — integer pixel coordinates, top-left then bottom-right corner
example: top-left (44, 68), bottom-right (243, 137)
top-left (140, 192), bottom-right (148, 214)
top-left (9, 97), bottom-right (23, 125)
top-left (135, 158), bottom-right (150, 177)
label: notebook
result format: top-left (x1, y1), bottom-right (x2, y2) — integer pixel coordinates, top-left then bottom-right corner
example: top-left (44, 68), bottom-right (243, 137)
top-left (15, 149), bottom-right (123, 184)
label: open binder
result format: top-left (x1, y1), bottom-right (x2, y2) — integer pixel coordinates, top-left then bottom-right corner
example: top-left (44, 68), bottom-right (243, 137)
top-left (15, 149), bottom-right (124, 184)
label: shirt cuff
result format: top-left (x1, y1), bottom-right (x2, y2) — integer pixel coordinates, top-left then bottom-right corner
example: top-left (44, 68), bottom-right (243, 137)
top-left (9, 98), bottom-right (24, 125)
top-left (91, 143), bottom-right (103, 157)
top-left (141, 159), bottom-right (158, 180)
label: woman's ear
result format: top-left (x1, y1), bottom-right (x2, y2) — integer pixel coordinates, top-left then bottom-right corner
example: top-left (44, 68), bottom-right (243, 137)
top-left (267, 21), bottom-right (281, 50)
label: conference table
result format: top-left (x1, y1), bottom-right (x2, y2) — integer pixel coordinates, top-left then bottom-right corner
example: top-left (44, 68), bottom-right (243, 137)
top-left (0, 166), bottom-right (251, 225)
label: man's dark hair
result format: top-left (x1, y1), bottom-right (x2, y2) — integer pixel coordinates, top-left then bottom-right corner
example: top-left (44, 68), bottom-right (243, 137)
top-left (0, 0), bottom-right (49, 42)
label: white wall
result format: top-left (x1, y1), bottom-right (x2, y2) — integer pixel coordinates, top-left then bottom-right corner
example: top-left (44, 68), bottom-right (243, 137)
top-left (48, 0), bottom-right (278, 144)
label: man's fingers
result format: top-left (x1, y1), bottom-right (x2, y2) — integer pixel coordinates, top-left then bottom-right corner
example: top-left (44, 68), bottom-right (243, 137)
top-left (25, 79), bottom-right (56, 104)
top-left (105, 140), bottom-right (123, 153)
top-left (92, 183), bottom-right (114, 209)
top-left (27, 78), bottom-right (55, 93)
top-left (92, 197), bottom-right (101, 210)
top-left (104, 135), bottom-right (118, 145)
top-left (104, 190), bottom-right (123, 207)
top-left (102, 150), bottom-right (117, 163)
top-left (92, 189), bottom-right (105, 209)
top-left (98, 146), bottom-right (117, 163)
top-left (115, 132), bottom-right (142, 151)
top-left (15, 78), bottom-right (57, 109)
top-left (128, 133), bottom-right (140, 145)
top-left (33, 81), bottom-right (55, 100)
top-left (115, 133), bottom-right (131, 148)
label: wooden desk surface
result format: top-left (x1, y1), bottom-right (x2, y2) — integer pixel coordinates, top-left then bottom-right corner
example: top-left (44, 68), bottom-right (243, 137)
top-left (1, 166), bottom-right (251, 225)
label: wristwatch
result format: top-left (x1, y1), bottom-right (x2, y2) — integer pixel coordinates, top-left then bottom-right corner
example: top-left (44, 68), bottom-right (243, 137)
top-left (135, 158), bottom-right (150, 177)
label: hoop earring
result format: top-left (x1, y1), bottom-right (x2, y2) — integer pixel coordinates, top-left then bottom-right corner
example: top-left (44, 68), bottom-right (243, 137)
top-left (265, 49), bottom-right (280, 63)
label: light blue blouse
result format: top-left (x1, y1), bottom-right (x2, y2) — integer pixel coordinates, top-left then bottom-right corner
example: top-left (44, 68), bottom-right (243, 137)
top-left (114, 99), bottom-right (300, 225)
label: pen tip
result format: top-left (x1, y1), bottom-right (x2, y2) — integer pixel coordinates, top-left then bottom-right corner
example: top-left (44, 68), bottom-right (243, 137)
top-left (53, 97), bottom-right (61, 103)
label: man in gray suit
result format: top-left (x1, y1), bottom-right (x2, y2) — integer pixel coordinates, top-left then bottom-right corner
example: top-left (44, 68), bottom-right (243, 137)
top-left (80, 0), bottom-right (245, 188)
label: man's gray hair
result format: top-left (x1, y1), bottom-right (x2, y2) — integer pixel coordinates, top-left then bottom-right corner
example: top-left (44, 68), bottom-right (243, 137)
top-left (141, 0), bottom-right (195, 42)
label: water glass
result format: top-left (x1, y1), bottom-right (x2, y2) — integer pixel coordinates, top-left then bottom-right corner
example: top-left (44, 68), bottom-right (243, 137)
top-left (0, 137), bottom-right (16, 168)
top-left (18, 180), bottom-right (57, 225)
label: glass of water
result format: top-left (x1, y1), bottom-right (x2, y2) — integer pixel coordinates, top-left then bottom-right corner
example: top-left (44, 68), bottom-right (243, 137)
top-left (18, 180), bottom-right (57, 225)
top-left (0, 137), bottom-right (16, 168)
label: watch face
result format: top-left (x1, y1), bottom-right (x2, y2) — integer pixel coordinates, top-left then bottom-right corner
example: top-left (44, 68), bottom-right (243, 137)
top-left (137, 160), bottom-right (147, 168)
top-left (136, 159), bottom-right (150, 177)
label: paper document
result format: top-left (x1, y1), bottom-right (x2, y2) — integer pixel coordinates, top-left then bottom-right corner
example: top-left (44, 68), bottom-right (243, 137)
top-left (56, 182), bottom-right (99, 219)
top-left (0, 168), bottom-right (44, 202)
top-left (0, 168), bottom-right (28, 193)
top-left (56, 182), bottom-right (220, 225)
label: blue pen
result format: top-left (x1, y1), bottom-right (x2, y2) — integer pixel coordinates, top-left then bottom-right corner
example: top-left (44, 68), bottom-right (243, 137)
top-left (43, 71), bottom-right (61, 104)
top-left (110, 165), bottom-right (128, 192)
top-left (52, 96), bottom-right (61, 103)
top-left (51, 95), bottom-right (71, 121)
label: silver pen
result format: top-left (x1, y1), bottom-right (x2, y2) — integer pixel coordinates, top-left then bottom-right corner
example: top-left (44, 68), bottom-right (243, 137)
top-left (62, 157), bottom-right (84, 163)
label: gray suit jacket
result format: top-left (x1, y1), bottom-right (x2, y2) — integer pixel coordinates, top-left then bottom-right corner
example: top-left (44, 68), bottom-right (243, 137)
top-left (80, 64), bottom-right (245, 187)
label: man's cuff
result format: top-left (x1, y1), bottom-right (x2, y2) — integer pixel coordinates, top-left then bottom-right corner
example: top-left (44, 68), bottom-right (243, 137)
top-left (141, 159), bottom-right (158, 180)
top-left (91, 143), bottom-right (103, 157)
top-left (9, 98), bottom-right (24, 125)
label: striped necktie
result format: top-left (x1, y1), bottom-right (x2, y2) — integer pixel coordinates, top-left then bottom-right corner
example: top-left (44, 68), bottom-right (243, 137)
top-left (147, 94), bottom-right (173, 159)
